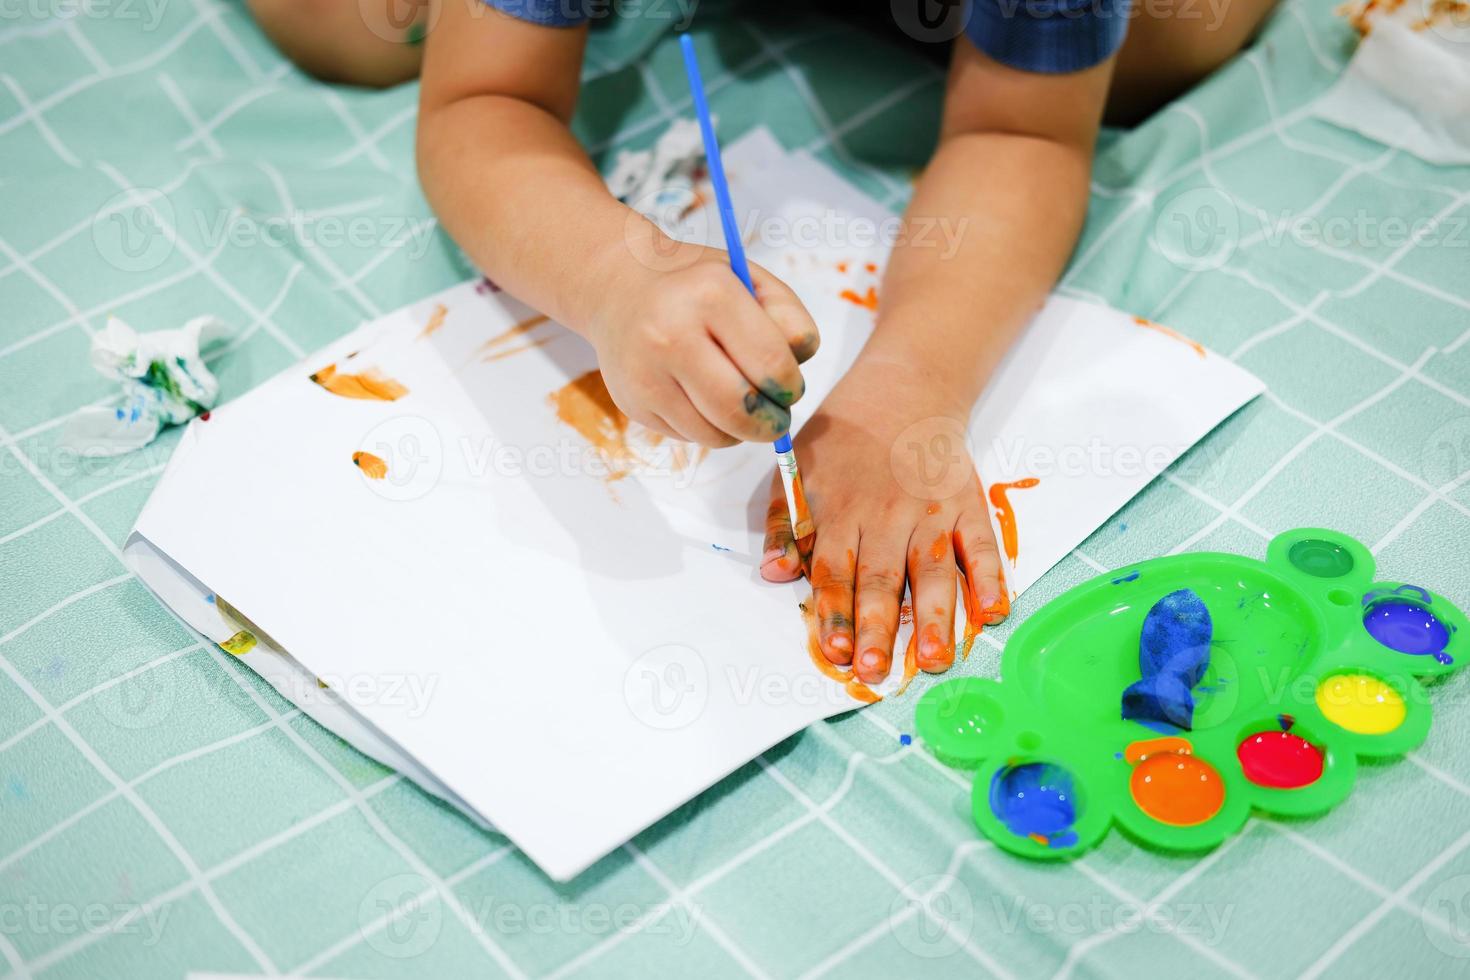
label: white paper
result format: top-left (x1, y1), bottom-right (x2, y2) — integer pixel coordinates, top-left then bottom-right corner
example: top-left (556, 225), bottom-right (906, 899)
top-left (126, 130), bottom-right (1263, 880)
top-left (1315, 5), bottom-right (1470, 166)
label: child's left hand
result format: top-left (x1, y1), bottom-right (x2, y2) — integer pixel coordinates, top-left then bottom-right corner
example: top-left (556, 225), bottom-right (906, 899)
top-left (760, 359), bottom-right (1008, 684)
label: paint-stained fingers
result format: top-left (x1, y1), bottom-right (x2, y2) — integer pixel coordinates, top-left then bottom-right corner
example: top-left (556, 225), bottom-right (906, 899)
top-left (679, 341), bottom-right (792, 442)
top-left (853, 538), bottom-right (907, 683)
top-left (955, 508), bottom-right (1008, 625)
top-left (747, 262), bottom-right (821, 364)
top-left (809, 530), bottom-right (858, 665)
top-left (706, 285), bottom-right (807, 408)
top-left (761, 470), bottom-right (803, 583)
top-left (654, 380), bottom-right (741, 449)
top-left (909, 524), bottom-right (958, 674)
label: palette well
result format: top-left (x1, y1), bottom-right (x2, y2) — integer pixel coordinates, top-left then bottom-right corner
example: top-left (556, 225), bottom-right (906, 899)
top-left (914, 528), bottom-right (1465, 859)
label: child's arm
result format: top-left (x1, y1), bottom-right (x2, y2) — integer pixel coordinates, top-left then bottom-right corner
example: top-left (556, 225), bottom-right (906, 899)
top-left (417, 4), bottom-right (818, 447)
top-left (761, 40), bottom-right (1114, 684)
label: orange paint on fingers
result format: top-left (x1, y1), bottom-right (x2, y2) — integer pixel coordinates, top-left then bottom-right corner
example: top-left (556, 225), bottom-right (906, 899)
top-left (928, 532), bottom-right (948, 563)
top-left (894, 630), bottom-right (920, 695)
top-left (801, 600), bottom-right (880, 703)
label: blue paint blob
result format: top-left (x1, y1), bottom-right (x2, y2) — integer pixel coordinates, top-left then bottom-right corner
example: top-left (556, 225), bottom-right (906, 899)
top-left (899, 733), bottom-right (912, 746)
top-left (1111, 570), bottom-right (1140, 585)
top-left (989, 762), bottom-right (1079, 848)
top-left (1364, 597), bottom-right (1452, 664)
top-left (1121, 589), bottom-right (1213, 730)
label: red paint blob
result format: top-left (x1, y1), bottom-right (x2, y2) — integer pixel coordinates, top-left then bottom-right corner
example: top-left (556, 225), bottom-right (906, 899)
top-left (1236, 730), bottom-right (1324, 789)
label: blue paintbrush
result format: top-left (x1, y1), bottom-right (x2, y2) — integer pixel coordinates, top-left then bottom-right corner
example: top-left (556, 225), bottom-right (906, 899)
top-left (679, 34), bottom-right (815, 560)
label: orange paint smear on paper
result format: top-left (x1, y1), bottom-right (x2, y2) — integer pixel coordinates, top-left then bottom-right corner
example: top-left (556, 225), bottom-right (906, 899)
top-left (839, 286), bottom-right (879, 311)
top-left (988, 478), bottom-right (1040, 565)
top-left (894, 631), bottom-right (919, 696)
top-left (352, 451), bottom-right (388, 480)
top-left (479, 314), bottom-right (550, 359)
top-left (482, 336), bottom-right (559, 363)
top-left (836, 261), bottom-right (849, 274)
top-left (418, 303), bottom-right (448, 339)
top-left (864, 262), bottom-right (877, 274)
top-left (548, 370), bottom-right (707, 484)
top-left (1133, 316), bottom-right (1205, 358)
top-left (309, 363), bottom-right (408, 401)
top-left (801, 600), bottom-right (880, 704)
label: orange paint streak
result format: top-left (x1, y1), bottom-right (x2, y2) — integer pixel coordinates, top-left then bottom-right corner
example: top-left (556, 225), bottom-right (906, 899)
top-left (481, 336), bottom-right (558, 363)
top-left (801, 601), bottom-right (880, 703)
top-left (548, 370), bottom-right (706, 486)
top-left (479, 314), bottom-right (550, 356)
top-left (899, 601), bottom-right (913, 626)
top-left (838, 286), bottom-right (879, 311)
top-left (988, 478), bottom-right (1040, 564)
top-left (309, 363), bottom-right (408, 401)
top-left (1133, 316), bottom-right (1205, 358)
top-left (925, 502), bottom-right (941, 515)
top-left (351, 451), bottom-right (388, 480)
top-left (789, 468), bottom-right (815, 542)
top-left (418, 303), bottom-right (448, 339)
top-left (1126, 737), bottom-right (1225, 827)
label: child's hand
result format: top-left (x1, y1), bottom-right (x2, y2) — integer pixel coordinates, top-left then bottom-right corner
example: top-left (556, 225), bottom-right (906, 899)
top-left (760, 361), bottom-right (1007, 684)
top-left (587, 250), bottom-right (820, 447)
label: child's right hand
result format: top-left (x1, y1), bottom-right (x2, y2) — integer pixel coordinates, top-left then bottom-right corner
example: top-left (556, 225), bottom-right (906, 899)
top-left (586, 251), bottom-right (820, 447)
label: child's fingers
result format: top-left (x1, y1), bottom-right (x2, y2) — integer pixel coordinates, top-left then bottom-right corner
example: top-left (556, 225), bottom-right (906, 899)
top-left (748, 263), bottom-right (821, 364)
top-left (707, 288), bottom-right (807, 408)
top-left (852, 535), bottom-right (906, 684)
top-left (908, 521), bottom-right (957, 674)
top-left (809, 531), bottom-right (858, 665)
top-left (955, 506), bottom-right (1008, 625)
top-left (651, 380), bottom-right (740, 449)
top-left (678, 342), bottom-right (792, 442)
top-left (761, 470), bottom-right (803, 582)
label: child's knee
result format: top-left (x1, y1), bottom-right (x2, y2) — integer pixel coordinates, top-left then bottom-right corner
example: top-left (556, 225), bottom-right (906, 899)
top-left (248, 0), bottom-right (423, 88)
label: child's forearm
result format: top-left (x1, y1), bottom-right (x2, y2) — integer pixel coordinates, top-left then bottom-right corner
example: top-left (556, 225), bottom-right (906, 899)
top-left (417, 95), bottom-right (652, 336)
top-left (860, 128), bottom-right (1091, 412)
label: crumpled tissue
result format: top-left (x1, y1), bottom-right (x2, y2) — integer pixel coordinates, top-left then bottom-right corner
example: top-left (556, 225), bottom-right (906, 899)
top-left (62, 315), bottom-right (229, 456)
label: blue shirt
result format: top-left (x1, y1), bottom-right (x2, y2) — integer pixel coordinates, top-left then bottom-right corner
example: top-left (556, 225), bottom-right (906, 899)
top-left (483, 0), bottom-right (1131, 73)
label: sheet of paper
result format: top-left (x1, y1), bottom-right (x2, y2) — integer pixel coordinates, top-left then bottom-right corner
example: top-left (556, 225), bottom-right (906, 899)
top-left (126, 130), bottom-right (1263, 880)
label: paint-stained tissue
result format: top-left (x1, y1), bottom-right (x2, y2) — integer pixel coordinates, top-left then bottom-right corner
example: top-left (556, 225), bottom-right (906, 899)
top-left (124, 129), bottom-right (1263, 881)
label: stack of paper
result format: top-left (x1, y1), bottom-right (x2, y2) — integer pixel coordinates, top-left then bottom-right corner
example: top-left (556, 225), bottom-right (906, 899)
top-left (126, 129), bottom-right (1263, 880)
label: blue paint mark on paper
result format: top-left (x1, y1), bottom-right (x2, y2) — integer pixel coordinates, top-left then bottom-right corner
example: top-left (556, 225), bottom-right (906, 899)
top-left (1121, 589), bottom-right (1213, 731)
top-left (710, 544), bottom-right (733, 553)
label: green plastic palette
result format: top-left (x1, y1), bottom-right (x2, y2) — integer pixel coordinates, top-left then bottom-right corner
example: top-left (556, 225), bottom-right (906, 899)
top-left (914, 527), bottom-right (1465, 859)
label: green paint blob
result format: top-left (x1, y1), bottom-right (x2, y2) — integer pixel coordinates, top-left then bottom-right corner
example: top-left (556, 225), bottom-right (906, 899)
top-left (1288, 538), bottom-right (1354, 578)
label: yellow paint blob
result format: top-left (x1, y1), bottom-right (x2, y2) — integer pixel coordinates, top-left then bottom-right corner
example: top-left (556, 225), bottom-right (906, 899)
top-left (220, 630), bottom-right (256, 656)
top-left (1315, 674), bottom-right (1405, 734)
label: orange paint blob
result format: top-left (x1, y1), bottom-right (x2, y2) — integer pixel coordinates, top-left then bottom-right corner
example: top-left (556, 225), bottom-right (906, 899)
top-left (926, 502), bottom-right (941, 515)
top-left (549, 370), bottom-right (705, 486)
top-left (352, 451), bottom-right (388, 480)
top-left (836, 261), bottom-right (849, 274)
top-left (1126, 738), bottom-right (1224, 827)
top-left (1133, 316), bottom-right (1205, 358)
top-left (838, 286), bottom-right (879, 311)
top-left (309, 363), bottom-right (408, 401)
top-left (988, 478), bottom-right (1040, 564)
top-left (418, 303), bottom-right (448, 339)
top-left (864, 262), bottom-right (877, 274)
